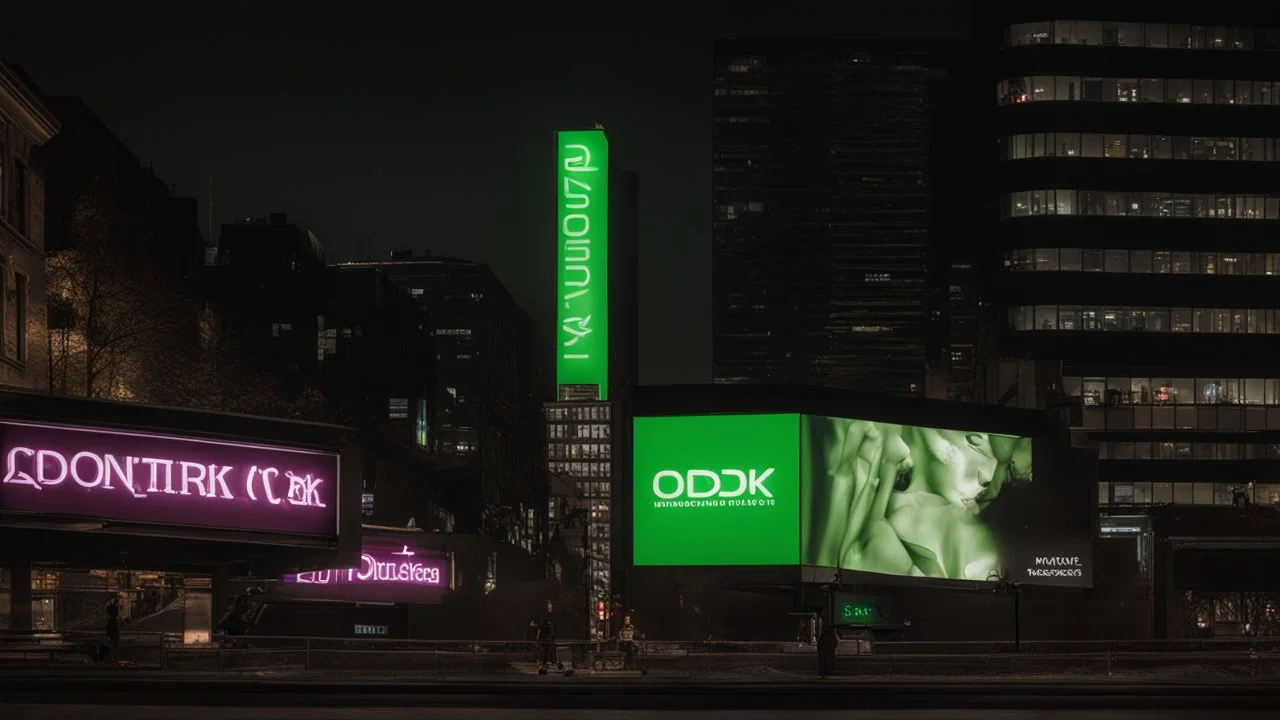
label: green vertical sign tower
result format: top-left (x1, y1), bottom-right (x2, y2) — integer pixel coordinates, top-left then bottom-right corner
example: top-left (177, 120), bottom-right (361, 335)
top-left (556, 129), bottom-right (609, 400)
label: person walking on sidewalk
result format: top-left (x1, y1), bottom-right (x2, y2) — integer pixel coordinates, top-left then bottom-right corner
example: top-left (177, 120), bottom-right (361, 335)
top-left (618, 615), bottom-right (638, 670)
top-left (817, 624), bottom-right (838, 678)
top-left (537, 601), bottom-right (557, 672)
top-left (104, 596), bottom-right (121, 660)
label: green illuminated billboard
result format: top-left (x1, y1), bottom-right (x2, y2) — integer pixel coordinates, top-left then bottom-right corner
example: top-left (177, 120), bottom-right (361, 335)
top-left (555, 129), bottom-right (609, 400)
top-left (834, 594), bottom-right (891, 626)
top-left (633, 412), bottom-right (1090, 586)
top-left (632, 414), bottom-right (801, 566)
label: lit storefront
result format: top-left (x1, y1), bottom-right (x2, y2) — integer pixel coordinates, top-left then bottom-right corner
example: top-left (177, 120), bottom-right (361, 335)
top-left (226, 529), bottom-right (454, 639)
top-left (0, 389), bottom-right (359, 641)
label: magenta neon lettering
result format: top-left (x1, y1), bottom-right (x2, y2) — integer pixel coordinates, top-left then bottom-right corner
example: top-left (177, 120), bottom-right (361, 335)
top-left (0, 421), bottom-right (339, 537)
top-left (287, 546), bottom-right (444, 587)
top-left (2, 446), bottom-right (327, 508)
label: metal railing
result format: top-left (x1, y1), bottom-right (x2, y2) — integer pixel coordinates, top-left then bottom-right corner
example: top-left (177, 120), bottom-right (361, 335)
top-left (2, 633), bottom-right (1280, 680)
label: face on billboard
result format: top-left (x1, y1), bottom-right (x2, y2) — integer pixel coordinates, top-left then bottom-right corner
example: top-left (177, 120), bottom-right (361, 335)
top-left (556, 129), bottom-right (609, 400)
top-left (801, 416), bottom-right (1081, 585)
top-left (0, 421), bottom-right (339, 537)
top-left (632, 414), bottom-right (801, 567)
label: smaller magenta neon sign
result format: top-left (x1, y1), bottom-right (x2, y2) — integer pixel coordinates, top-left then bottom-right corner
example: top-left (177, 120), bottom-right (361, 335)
top-left (285, 545), bottom-right (444, 587)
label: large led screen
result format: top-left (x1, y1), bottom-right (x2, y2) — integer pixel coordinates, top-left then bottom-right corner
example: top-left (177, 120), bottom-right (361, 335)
top-left (632, 414), bottom-right (801, 567)
top-left (633, 413), bottom-right (1091, 587)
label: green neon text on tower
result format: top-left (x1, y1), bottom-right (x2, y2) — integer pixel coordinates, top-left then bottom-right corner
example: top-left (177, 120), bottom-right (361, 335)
top-left (556, 129), bottom-right (609, 400)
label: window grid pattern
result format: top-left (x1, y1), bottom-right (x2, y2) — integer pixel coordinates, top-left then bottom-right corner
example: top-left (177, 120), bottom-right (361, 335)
top-left (1006, 21), bottom-right (1280, 51)
top-left (998, 76), bottom-right (1280, 106)
top-left (1097, 444), bottom-right (1280, 461)
top-left (1010, 307), bottom-right (1280, 333)
top-left (1099, 481), bottom-right (1280, 507)
top-left (1004, 249), bottom-right (1280, 276)
top-left (1066, 376), bottom-right (1280, 407)
top-left (544, 401), bottom-right (613, 639)
top-left (1006, 191), bottom-right (1280, 219)
top-left (1005, 133), bottom-right (1280, 162)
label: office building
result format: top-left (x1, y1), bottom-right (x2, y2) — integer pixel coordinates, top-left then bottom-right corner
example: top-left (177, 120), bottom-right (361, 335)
top-left (210, 218), bottom-right (453, 530)
top-left (338, 253), bottom-right (550, 551)
top-left (210, 214), bottom-right (330, 400)
top-left (712, 40), bottom-right (960, 395)
top-left (978, 8), bottom-right (1280, 637)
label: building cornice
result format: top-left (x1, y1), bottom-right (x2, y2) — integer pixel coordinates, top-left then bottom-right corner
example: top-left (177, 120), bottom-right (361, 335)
top-left (0, 63), bottom-right (60, 145)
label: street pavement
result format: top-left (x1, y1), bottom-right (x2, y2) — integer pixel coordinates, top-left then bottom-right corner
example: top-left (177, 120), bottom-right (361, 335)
top-left (5, 706), bottom-right (1280, 719)
top-left (4, 668), bottom-right (1280, 713)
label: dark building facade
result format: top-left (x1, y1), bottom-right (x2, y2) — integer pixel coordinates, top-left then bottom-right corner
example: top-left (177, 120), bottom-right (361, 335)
top-left (977, 7), bottom-right (1280, 638)
top-left (336, 253), bottom-right (549, 552)
top-left (0, 63), bottom-right (57, 392)
top-left (209, 218), bottom-right (452, 532)
top-left (31, 94), bottom-right (204, 404)
top-left (945, 261), bottom-right (982, 403)
top-left (211, 214), bottom-right (329, 397)
top-left (712, 40), bottom-right (959, 396)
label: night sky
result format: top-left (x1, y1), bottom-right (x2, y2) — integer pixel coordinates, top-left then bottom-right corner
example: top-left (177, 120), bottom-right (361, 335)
top-left (4, 5), bottom-right (966, 385)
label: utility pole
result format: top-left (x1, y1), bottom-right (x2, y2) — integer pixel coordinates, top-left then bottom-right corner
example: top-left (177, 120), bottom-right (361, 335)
top-left (1012, 581), bottom-right (1021, 652)
top-left (993, 576), bottom-right (1022, 652)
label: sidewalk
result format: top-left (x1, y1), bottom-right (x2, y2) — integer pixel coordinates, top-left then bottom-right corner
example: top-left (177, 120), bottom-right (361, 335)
top-left (4, 664), bottom-right (1280, 689)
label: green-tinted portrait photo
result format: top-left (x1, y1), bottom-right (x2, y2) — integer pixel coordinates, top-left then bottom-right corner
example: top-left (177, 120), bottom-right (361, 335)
top-left (801, 417), bottom-right (1034, 581)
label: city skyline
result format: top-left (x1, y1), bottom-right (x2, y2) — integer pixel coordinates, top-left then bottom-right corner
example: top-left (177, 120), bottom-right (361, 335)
top-left (2, 5), bottom-right (968, 386)
top-left (5, 4), bottom-right (1280, 698)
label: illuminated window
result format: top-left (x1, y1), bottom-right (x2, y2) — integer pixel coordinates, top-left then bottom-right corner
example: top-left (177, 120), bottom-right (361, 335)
top-left (1009, 305), bottom-right (1280, 334)
top-left (1005, 191), bottom-right (1280, 219)
top-left (389, 398), bottom-right (409, 419)
top-left (1006, 22), bottom-right (1280, 51)
top-left (998, 76), bottom-right (1280, 107)
top-left (1007, 249), bottom-right (1280, 277)
top-left (1007, 134), bottom-right (1280, 162)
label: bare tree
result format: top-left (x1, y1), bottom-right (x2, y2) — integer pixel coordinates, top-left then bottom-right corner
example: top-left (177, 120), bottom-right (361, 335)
top-left (46, 172), bottom-right (332, 422)
top-left (163, 302), bottom-right (334, 421)
top-left (46, 175), bottom-right (190, 402)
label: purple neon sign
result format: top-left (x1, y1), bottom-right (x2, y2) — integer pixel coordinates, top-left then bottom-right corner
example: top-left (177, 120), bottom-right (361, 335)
top-left (284, 544), bottom-right (444, 587)
top-left (0, 421), bottom-right (339, 536)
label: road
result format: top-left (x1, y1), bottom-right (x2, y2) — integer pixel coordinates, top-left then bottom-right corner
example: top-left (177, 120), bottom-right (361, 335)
top-left (5, 680), bottom-right (1280, 717)
top-left (4, 708), bottom-right (1278, 720)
